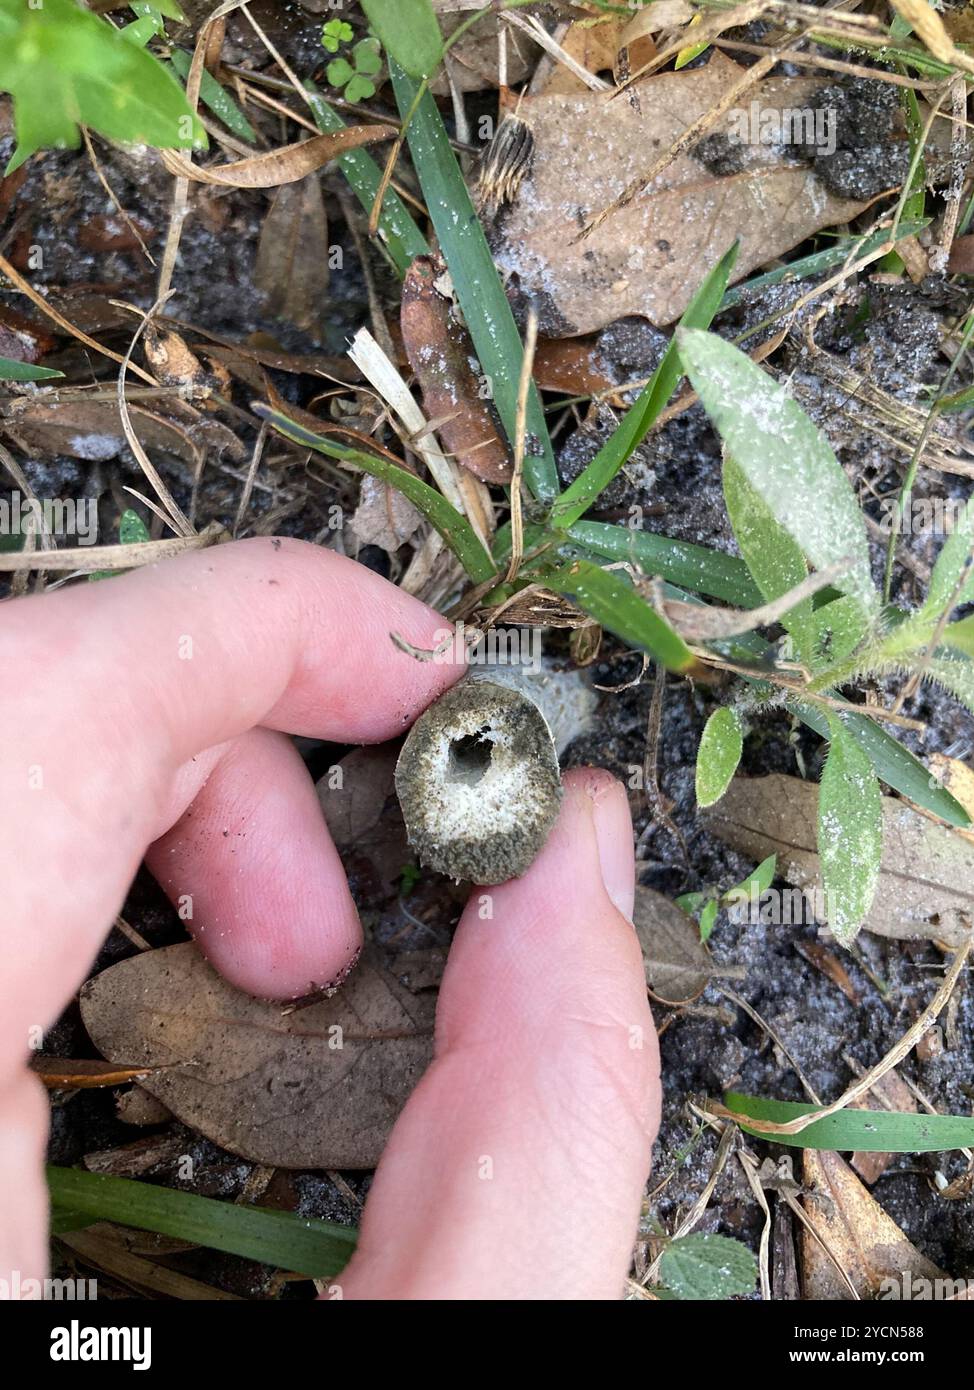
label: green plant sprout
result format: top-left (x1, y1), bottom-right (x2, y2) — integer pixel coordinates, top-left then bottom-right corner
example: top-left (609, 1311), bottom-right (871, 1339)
top-left (677, 855), bottom-right (777, 943)
top-left (324, 28), bottom-right (383, 105)
top-left (321, 18), bottom-right (354, 53)
top-left (0, 0), bottom-right (205, 174)
top-left (88, 508), bottom-right (151, 582)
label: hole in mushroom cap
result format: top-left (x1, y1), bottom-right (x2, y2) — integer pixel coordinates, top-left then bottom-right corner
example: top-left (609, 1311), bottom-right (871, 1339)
top-left (447, 728), bottom-right (494, 786)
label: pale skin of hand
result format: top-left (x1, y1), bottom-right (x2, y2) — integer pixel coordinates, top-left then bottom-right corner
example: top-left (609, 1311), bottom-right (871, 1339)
top-left (0, 537), bottom-right (660, 1300)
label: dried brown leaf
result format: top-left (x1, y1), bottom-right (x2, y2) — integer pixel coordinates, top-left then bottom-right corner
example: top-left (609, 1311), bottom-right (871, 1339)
top-left (532, 334), bottom-right (620, 399)
top-left (317, 746), bottom-right (409, 897)
top-left (801, 1149), bottom-right (945, 1299)
top-left (160, 126), bottom-right (396, 188)
top-left (142, 325), bottom-right (209, 392)
top-left (490, 54), bottom-right (872, 334)
top-left (634, 885), bottom-right (712, 1005)
top-left (401, 256), bottom-right (511, 484)
top-left (79, 943), bottom-right (435, 1169)
top-left (430, 5), bottom-right (537, 94)
top-left (794, 939), bottom-right (860, 1005)
top-left (254, 177), bottom-right (330, 332)
top-left (701, 773), bottom-right (974, 946)
top-left (350, 474), bottom-right (424, 554)
top-left (29, 1056), bottom-right (156, 1089)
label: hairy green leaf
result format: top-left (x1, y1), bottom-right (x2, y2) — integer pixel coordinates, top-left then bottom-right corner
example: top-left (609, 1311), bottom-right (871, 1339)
top-left (677, 328), bottom-right (877, 619)
top-left (818, 715), bottom-right (883, 945)
top-left (660, 1233), bottom-right (757, 1301)
top-left (696, 707), bottom-right (743, 807)
top-left (942, 613), bottom-right (974, 659)
top-left (791, 699), bottom-right (970, 828)
top-left (920, 495), bottom-right (974, 620)
top-left (722, 452), bottom-right (814, 659)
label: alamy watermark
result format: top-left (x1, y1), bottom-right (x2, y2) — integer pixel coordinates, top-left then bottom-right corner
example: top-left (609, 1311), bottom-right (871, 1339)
top-left (429, 622), bottom-right (543, 674)
top-left (733, 882), bottom-right (840, 927)
top-left (879, 1271), bottom-right (974, 1301)
top-left (876, 496), bottom-right (966, 537)
top-left (0, 1270), bottom-right (97, 1300)
top-left (726, 101), bottom-right (836, 156)
top-left (0, 491), bottom-right (97, 544)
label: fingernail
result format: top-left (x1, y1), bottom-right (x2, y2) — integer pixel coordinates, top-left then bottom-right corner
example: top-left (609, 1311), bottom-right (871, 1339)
top-left (573, 769), bottom-right (635, 922)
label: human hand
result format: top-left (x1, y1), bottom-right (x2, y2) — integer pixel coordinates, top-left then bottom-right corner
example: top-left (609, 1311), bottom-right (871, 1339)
top-left (0, 537), bottom-right (659, 1299)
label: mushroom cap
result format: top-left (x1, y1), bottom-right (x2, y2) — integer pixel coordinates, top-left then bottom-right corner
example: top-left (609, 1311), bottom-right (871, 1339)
top-left (395, 679), bottom-right (562, 884)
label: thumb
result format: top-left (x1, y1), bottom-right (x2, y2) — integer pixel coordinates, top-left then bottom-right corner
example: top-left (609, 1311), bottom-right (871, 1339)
top-left (338, 768), bottom-right (660, 1300)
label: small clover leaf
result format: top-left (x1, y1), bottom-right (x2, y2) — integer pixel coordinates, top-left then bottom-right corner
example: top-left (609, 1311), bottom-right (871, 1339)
top-left (321, 18), bottom-right (353, 53)
top-left (344, 73), bottom-right (377, 103)
top-left (326, 57), bottom-right (355, 87)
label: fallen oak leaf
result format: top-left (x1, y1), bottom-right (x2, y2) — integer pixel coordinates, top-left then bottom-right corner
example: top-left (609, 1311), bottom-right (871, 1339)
top-left (79, 943), bottom-right (435, 1169)
top-left (160, 126), bottom-right (396, 188)
top-left (634, 885), bottom-right (712, 1005)
top-left (701, 773), bottom-right (974, 946)
top-left (254, 177), bottom-right (331, 332)
top-left (489, 54), bottom-right (877, 334)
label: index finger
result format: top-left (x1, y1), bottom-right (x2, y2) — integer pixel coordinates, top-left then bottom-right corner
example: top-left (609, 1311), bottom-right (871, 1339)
top-left (0, 537), bottom-right (463, 1060)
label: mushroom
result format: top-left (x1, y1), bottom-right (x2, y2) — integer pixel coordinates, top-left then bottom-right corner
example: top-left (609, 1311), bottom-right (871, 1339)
top-left (395, 676), bottom-right (564, 884)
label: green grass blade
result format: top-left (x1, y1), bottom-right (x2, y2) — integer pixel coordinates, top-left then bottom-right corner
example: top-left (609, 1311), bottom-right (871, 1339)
top-left (566, 521), bottom-right (761, 607)
top-left (390, 62), bottom-right (558, 502)
top-left (550, 242), bottom-right (739, 529)
top-left (0, 356), bottom-right (63, 381)
top-left (790, 698), bottom-right (971, 828)
top-left (47, 1166), bottom-right (356, 1277)
top-left (305, 82), bottom-right (429, 278)
top-left (168, 49), bottom-right (257, 142)
top-left (719, 220), bottom-right (930, 309)
top-left (50, 1207), bottom-right (92, 1235)
top-left (360, 0), bottom-right (444, 79)
top-left (543, 558), bottom-right (695, 671)
top-left (724, 1093), bottom-right (974, 1152)
top-left (254, 403), bottom-right (497, 584)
